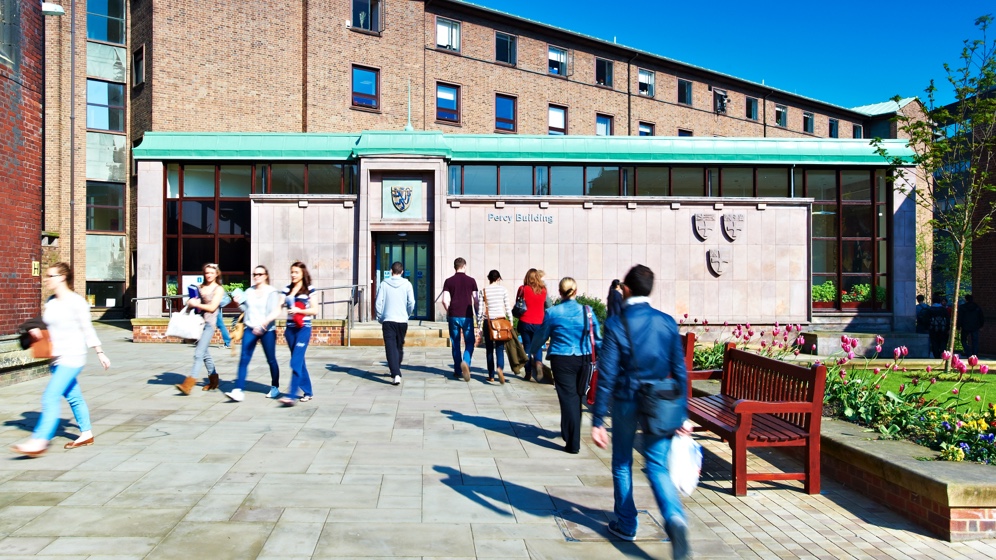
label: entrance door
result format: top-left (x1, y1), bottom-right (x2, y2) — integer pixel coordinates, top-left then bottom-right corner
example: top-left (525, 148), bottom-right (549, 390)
top-left (374, 233), bottom-right (432, 320)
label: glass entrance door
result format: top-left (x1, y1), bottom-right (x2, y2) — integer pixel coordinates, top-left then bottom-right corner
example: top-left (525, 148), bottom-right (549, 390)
top-left (374, 233), bottom-right (432, 320)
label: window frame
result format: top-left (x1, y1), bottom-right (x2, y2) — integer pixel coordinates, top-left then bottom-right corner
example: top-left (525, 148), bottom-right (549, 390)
top-left (638, 68), bottom-right (655, 97)
top-left (495, 93), bottom-right (517, 133)
top-left (351, 0), bottom-right (384, 33)
top-left (132, 44), bottom-right (145, 87)
top-left (803, 111), bottom-right (814, 134)
top-left (1, 0), bottom-right (20, 67)
top-left (595, 113), bottom-right (613, 136)
top-left (351, 65), bottom-right (380, 111)
top-left (495, 31), bottom-right (516, 66)
top-left (86, 181), bottom-right (125, 232)
top-left (638, 122), bottom-right (654, 136)
top-left (86, 0), bottom-right (126, 45)
top-left (548, 45), bottom-right (567, 76)
top-left (435, 17), bottom-right (461, 52)
top-left (595, 58), bottom-right (613, 87)
top-left (435, 82), bottom-right (461, 124)
top-left (713, 89), bottom-right (728, 114)
top-left (853, 124), bottom-right (863, 139)
top-left (548, 104), bottom-right (567, 135)
top-left (775, 105), bottom-right (788, 127)
top-left (829, 118), bottom-right (839, 138)
top-left (745, 97), bottom-right (759, 120)
top-left (677, 79), bottom-right (693, 105)
top-left (86, 78), bottom-right (127, 133)
top-left (678, 129), bottom-right (693, 137)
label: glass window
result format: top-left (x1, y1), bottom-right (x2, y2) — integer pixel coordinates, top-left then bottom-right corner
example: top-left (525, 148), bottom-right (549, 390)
top-left (637, 167), bottom-right (668, 196)
top-left (775, 105), bottom-right (787, 127)
top-left (551, 166), bottom-right (583, 196)
top-left (85, 132), bottom-right (127, 182)
top-left (436, 17), bottom-right (460, 51)
top-left (183, 165), bottom-right (215, 197)
top-left (677, 129), bottom-right (693, 137)
top-left (218, 201), bottom-right (251, 236)
top-left (255, 165), bottom-right (269, 194)
top-left (548, 46), bottom-right (567, 75)
top-left (352, 65), bottom-right (379, 109)
top-left (86, 80), bottom-right (125, 132)
top-left (219, 166), bottom-right (251, 198)
top-left (132, 46), bottom-right (145, 86)
top-left (713, 90), bottom-right (728, 114)
top-left (586, 166), bottom-right (618, 196)
top-left (86, 42), bottom-right (127, 82)
top-left (181, 200), bottom-right (215, 235)
top-left (828, 118), bottom-right (839, 138)
top-left (308, 164), bottom-right (343, 194)
top-left (807, 170), bottom-right (837, 200)
top-left (841, 170), bottom-right (871, 201)
top-left (638, 69), bottom-right (654, 97)
top-left (596, 114), bottom-right (612, 136)
top-left (167, 164), bottom-right (180, 199)
top-left (757, 168), bottom-right (789, 197)
top-left (595, 58), bottom-right (613, 87)
top-left (436, 83), bottom-right (459, 123)
top-left (638, 122), bottom-right (654, 136)
top-left (218, 237), bottom-right (250, 277)
top-left (87, 0), bottom-right (125, 44)
top-left (351, 0), bottom-right (382, 32)
top-left (270, 164), bottom-right (305, 194)
top-left (746, 97), bottom-right (758, 120)
top-left (803, 112), bottom-right (814, 133)
top-left (678, 79), bottom-right (692, 105)
top-left (448, 165), bottom-right (462, 195)
top-left (496, 32), bottom-right (516, 65)
top-left (812, 241), bottom-right (838, 273)
top-left (853, 124), bottom-right (863, 138)
top-left (495, 94), bottom-right (516, 132)
top-left (671, 168), bottom-right (704, 196)
top-left (463, 165), bottom-right (497, 195)
top-left (0, 0), bottom-right (18, 65)
top-left (535, 167), bottom-right (549, 195)
top-left (182, 237), bottom-right (215, 271)
top-left (86, 282), bottom-right (125, 308)
top-left (86, 182), bottom-right (124, 231)
top-left (875, 170), bottom-right (887, 203)
top-left (621, 167), bottom-right (634, 196)
top-left (812, 204), bottom-right (838, 237)
top-left (166, 202), bottom-right (178, 235)
top-left (548, 105), bottom-right (567, 135)
top-left (499, 166), bottom-right (532, 195)
top-left (842, 205), bottom-right (873, 238)
top-left (721, 168), bottom-right (753, 197)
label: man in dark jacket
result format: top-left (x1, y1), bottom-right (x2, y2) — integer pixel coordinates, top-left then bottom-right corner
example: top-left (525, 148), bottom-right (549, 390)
top-left (959, 294), bottom-right (985, 357)
top-left (591, 264), bottom-right (690, 559)
top-left (928, 293), bottom-right (951, 359)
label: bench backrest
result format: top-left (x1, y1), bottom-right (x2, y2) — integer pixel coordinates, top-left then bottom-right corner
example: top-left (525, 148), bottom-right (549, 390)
top-left (721, 346), bottom-right (827, 430)
top-left (679, 332), bottom-right (695, 373)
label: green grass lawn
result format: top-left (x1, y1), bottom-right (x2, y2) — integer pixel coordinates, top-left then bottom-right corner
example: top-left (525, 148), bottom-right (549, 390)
top-left (832, 364), bottom-right (995, 413)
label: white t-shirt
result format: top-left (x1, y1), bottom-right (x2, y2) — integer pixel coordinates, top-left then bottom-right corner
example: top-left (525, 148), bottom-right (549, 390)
top-left (243, 284), bottom-right (279, 330)
top-left (42, 292), bottom-right (101, 368)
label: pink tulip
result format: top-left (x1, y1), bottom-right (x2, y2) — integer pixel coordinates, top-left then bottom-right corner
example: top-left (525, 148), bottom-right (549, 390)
top-left (797, 336), bottom-right (805, 346)
top-left (841, 335), bottom-right (849, 343)
top-left (876, 335), bottom-right (884, 345)
top-left (873, 368), bottom-right (880, 375)
top-left (839, 371), bottom-right (846, 379)
top-left (899, 384), bottom-right (906, 392)
top-left (723, 321), bottom-right (729, 326)
top-left (850, 337), bottom-right (859, 348)
top-left (969, 355), bottom-right (979, 367)
top-left (901, 346), bottom-right (909, 357)
top-left (892, 364), bottom-right (899, 371)
top-left (893, 348), bottom-right (901, 360)
top-left (943, 351), bottom-right (952, 361)
top-left (926, 366), bottom-right (932, 373)
top-left (875, 345), bottom-right (882, 353)
top-left (786, 325), bottom-right (793, 333)
top-left (761, 340), bottom-right (767, 348)
top-left (981, 365), bottom-right (990, 374)
top-left (842, 343), bottom-right (851, 353)
top-left (977, 396), bottom-right (982, 402)
top-left (795, 324), bottom-right (802, 332)
top-left (811, 344), bottom-right (816, 350)
top-left (794, 349), bottom-right (800, 356)
top-left (902, 367), bottom-right (908, 372)
top-left (703, 319), bottom-right (709, 325)
top-left (874, 384), bottom-right (880, 390)
top-left (958, 364), bottom-right (968, 374)
top-left (847, 352), bottom-right (855, 360)
top-left (683, 313), bottom-right (688, 319)
top-left (930, 378), bottom-right (937, 384)
top-left (953, 388), bottom-right (959, 395)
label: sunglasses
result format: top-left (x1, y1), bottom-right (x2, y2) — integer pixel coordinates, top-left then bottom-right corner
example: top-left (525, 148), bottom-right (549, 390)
top-left (252, 272), bottom-right (267, 277)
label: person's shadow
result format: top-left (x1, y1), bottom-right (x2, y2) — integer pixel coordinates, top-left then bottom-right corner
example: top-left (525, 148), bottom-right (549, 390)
top-left (433, 465), bottom-right (660, 557)
top-left (441, 409), bottom-right (563, 451)
top-left (4, 412), bottom-right (76, 440)
top-left (147, 372), bottom-right (189, 386)
top-left (326, 363), bottom-right (392, 385)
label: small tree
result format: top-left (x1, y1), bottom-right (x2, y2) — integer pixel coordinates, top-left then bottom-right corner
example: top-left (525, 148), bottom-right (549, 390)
top-left (875, 15), bottom-right (996, 369)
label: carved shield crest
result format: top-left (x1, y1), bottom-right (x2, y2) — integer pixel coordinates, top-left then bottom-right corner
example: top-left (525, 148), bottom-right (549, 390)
top-left (693, 214), bottom-right (716, 240)
top-left (723, 213), bottom-right (745, 241)
top-left (708, 249), bottom-right (730, 276)
top-left (391, 186), bottom-right (413, 213)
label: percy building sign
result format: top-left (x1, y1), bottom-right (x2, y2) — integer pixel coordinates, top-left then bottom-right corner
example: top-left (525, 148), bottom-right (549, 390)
top-left (487, 212), bottom-right (554, 224)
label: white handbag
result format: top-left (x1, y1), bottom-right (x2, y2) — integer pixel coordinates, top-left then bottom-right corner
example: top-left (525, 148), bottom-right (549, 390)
top-left (166, 308), bottom-right (205, 340)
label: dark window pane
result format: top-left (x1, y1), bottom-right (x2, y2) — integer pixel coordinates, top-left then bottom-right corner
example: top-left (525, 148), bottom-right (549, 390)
top-left (182, 238), bottom-right (215, 272)
top-left (166, 201), bottom-right (178, 235)
top-left (878, 241), bottom-right (888, 274)
top-left (166, 237), bottom-right (178, 272)
top-left (309, 164), bottom-right (343, 194)
top-left (876, 205), bottom-right (888, 238)
top-left (87, 207), bottom-right (123, 231)
top-left (876, 170), bottom-right (887, 203)
top-left (535, 167), bottom-right (549, 195)
top-left (496, 33), bottom-right (516, 64)
top-left (721, 167), bottom-right (753, 197)
top-left (841, 170), bottom-right (871, 201)
top-left (875, 275), bottom-right (888, 310)
top-left (87, 182), bottom-right (123, 206)
top-left (812, 204), bottom-right (838, 237)
top-left (793, 168), bottom-right (803, 197)
top-left (499, 166), bottom-right (532, 195)
top-left (671, 168), bottom-right (704, 196)
top-left (812, 276), bottom-right (837, 306)
top-left (812, 240), bottom-right (838, 273)
top-left (86, 14), bottom-right (125, 44)
top-left (637, 167), bottom-right (669, 196)
top-left (842, 205), bottom-right (872, 237)
top-left (218, 201), bottom-right (250, 236)
top-left (586, 166), bottom-right (618, 196)
top-left (842, 240), bottom-right (873, 273)
top-left (344, 164), bottom-right (358, 194)
top-left (270, 164), bottom-right (305, 194)
top-left (550, 166), bottom-right (583, 196)
top-left (621, 167), bottom-right (634, 196)
top-left (807, 170), bottom-right (837, 200)
top-left (463, 166), bottom-right (497, 195)
top-left (181, 200), bottom-right (214, 234)
top-left (496, 95), bottom-right (516, 131)
top-left (219, 237), bottom-right (250, 276)
top-left (436, 84), bottom-right (459, 122)
top-left (757, 168), bottom-right (789, 197)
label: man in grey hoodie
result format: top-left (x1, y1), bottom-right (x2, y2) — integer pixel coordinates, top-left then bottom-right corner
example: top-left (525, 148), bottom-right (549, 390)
top-left (376, 262), bottom-right (416, 386)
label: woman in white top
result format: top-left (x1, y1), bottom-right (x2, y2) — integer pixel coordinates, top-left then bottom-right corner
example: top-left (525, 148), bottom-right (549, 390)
top-left (175, 263), bottom-right (225, 394)
top-left (481, 269), bottom-right (511, 384)
top-left (225, 266), bottom-right (283, 402)
top-left (11, 262), bottom-right (110, 457)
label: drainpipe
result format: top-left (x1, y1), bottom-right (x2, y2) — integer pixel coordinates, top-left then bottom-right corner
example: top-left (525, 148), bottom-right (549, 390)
top-left (69, 0), bottom-right (76, 273)
top-left (627, 53), bottom-right (638, 136)
top-left (762, 88), bottom-right (773, 138)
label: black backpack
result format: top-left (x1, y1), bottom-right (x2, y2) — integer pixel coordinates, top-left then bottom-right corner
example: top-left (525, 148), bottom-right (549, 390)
top-left (928, 307), bottom-right (949, 334)
top-left (915, 305), bottom-right (930, 331)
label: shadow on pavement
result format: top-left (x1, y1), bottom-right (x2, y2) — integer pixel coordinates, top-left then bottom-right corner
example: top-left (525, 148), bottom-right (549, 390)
top-left (440, 409), bottom-right (564, 452)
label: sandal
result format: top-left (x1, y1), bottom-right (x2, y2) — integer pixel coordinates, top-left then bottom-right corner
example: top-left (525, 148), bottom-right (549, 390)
top-left (64, 437), bottom-right (94, 449)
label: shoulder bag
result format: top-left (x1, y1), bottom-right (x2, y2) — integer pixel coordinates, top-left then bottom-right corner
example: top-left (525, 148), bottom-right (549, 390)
top-left (511, 286), bottom-right (528, 319)
top-left (166, 307), bottom-right (206, 340)
top-left (484, 291), bottom-right (514, 342)
top-left (229, 313), bottom-right (245, 356)
top-left (621, 309), bottom-right (685, 437)
top-left (583, 305), bottom-right (598, 405)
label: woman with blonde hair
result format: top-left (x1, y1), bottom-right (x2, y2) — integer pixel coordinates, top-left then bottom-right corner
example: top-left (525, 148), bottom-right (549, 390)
top-left (175, 263), bottom-right (225, 394)
top-left (516, 268), bottom-right (547, 381)
top-left (225, 265), bottom-right (283, 402)
top-left (11, 262), bottom-right (110, 456)
top-left (528, 277), bottom-right (601, 454)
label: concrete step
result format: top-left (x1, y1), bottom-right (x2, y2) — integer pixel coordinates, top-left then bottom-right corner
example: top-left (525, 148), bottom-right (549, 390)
top-left (348, 321), bottom-right (452, 347)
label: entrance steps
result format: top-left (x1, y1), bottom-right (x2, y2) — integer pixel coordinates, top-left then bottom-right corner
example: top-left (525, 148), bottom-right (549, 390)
top-left (349, 321), bottom-right (451, 347)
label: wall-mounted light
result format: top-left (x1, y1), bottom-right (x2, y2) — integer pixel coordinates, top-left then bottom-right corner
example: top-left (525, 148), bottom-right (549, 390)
top-left (41, 2), bottom-right (66, 16)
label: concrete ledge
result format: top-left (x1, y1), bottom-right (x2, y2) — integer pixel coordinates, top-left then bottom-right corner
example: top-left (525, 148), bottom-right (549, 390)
top-left (0, 335), bottom-right (51, 388)
top-left (131, 319), bottom-right (347, 346)
top-left (801, 330), bottom-right (929, 358)
top-left (693, 379), bottom-right (996, 541)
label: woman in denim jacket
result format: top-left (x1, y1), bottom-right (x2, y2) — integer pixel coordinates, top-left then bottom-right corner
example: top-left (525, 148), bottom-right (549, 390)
top-left (528, 277), bottom-right (601, 453)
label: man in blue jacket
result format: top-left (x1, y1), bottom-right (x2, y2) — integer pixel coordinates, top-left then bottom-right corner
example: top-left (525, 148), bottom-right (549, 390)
top-left (591, 264), bottom-right (690, 560)
top-left (376, 262), bottom-right (416, 386)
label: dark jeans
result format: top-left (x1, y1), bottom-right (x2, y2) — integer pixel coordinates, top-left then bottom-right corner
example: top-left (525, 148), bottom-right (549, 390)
top-left (382, 321), bottom-right (408, 378)
top-left (483, 321), bottom-right (505, 378)
top-left (284, 325), bottom-right (313, 398)
top-left (962, 330), bottom-right (980, 358)
top-left (448, 316), bottom-right (475, 375)
top-left (930, 333), bottom-right (948, 359)
top-left (549, 354), bottom-right (588, 453)
top-left (235, 328), bottom-right (279, 391)
top-left (517, 321), bottom-right (543, 376)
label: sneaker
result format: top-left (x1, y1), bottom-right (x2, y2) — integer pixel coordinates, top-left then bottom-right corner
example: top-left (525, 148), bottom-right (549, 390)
top-left (225, 388), bottom-right (244, 402)
top-left (392, 375), bottom-right (401, 386)
top-left (267, 387), bottom-right (280, 399)
top-left (224, 343), bottom-right (231, 349)
top-left (665, 517), bottom-right (690, 560)
top-left (460, 361), bottom-right (471, 382)
top-left (607, 520), bottom-right (637, 542)
top-left (299, 395), bottom-right (313, 402)
top-left (278, 397), bottom-right (295, 407)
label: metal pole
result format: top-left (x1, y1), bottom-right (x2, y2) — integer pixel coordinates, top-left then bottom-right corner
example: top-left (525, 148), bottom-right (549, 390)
top-left (68, 0), bottom-right (76, 273)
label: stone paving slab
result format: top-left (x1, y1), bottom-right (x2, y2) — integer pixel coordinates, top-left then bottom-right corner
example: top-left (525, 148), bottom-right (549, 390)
top-left (0, 323), bottom-right (994, 558)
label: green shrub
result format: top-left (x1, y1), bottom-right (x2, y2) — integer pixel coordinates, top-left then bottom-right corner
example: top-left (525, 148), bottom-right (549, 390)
top-left (575, 294), bottom-right (607, 333)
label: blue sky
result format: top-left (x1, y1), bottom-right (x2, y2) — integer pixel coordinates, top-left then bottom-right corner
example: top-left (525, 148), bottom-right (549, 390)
top-left (466, 0), bottom-right (993, 109)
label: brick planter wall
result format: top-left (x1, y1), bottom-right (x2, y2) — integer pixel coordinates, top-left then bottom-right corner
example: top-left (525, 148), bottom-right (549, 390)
top-left (132, 319), bottom-right (346, 347)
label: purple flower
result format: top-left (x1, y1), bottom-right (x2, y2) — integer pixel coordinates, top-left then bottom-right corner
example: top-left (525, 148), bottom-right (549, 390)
top-left (847, 351), bottom-right (855, 360)
top-left (942, 421), bottom-right (952, 431)
top-left (873, 368), bottom-right (881, 375)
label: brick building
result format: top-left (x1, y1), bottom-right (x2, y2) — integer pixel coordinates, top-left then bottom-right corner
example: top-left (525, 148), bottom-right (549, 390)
top-left (0, 0), bottom-right (45, 334)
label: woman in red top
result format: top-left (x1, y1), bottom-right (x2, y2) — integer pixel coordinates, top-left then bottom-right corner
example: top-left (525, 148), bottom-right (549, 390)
top-left (516, 268), bottom-right (547, 381)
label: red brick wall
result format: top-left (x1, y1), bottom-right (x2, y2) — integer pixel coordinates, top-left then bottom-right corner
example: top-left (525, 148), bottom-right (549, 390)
top-left (0, 3), bottom-right (44, 334)
top-left (132, 321), bottom-right (345, 346)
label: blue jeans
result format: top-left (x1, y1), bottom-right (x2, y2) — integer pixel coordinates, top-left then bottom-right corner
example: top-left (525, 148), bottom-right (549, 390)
top-left (235, 328), bottom-right (279, 391)
top-left (284, 325), bottom-right (313, 398)
top-left (216, 313), bottom-right (231, 345)
top-left (517, 321), bottom-right (543, 374)
top-left (448, 317), bottom-right (475, 375)
top-left (33, 364), bottom-right (91, 441)
top-left (610, 398), bottom-right (685, 534)
top-left (191, 319), bottom-right (217, 377)
top-left (483, 322), bottom-right (505, 377)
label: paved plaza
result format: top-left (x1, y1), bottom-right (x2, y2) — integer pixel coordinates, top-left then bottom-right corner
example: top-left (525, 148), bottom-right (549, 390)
top-left (1, 323), bottom-right (995, 559)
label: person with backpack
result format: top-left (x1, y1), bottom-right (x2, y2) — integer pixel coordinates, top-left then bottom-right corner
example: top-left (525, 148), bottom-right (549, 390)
top-left (958, 294), bottom-right (985, 357)
top-left (928, 293), bottom-right (951, 359)
top-left (915, 294), bottom-right (930, 334)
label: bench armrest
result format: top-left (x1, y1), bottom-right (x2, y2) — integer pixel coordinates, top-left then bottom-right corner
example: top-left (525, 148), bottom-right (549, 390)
top-left (688, 368), bottom-right (723, 382)
top-left (732, 399), bottom-right (817, 414)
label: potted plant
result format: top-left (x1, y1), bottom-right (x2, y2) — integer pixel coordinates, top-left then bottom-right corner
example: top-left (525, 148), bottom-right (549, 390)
top-left (812, 280), bottom-right (837, 309)
top-left (841, 283), bottom-right (874, 309)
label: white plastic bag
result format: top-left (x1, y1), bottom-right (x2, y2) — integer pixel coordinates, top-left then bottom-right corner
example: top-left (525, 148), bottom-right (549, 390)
top-left (669, 432), bottom-right (703, 497)
top-left (165, 308), bottom-right (205, 340)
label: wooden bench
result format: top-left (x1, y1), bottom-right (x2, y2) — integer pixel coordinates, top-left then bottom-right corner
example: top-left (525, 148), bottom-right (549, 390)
top-left (686, 345), bottom-right (826, 496)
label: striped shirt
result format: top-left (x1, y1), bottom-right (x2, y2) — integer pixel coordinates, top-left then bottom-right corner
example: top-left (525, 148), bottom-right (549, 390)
top-left (481, 284), bottom-right (510, 319)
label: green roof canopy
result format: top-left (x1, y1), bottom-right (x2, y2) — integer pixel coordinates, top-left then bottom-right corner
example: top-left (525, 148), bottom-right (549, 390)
top-left (133, 131), bottom-right (914, 166)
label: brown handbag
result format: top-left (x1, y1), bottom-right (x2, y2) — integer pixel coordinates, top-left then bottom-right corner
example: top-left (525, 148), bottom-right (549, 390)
top-left (483, 290), bottom-right (514, 342)
top-left (31, 330), bottom-right (52, 359)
